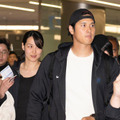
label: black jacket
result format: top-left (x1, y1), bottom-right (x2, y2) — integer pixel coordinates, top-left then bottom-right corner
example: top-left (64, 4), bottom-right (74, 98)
top-left (27, 42), bottom-right (120, 120)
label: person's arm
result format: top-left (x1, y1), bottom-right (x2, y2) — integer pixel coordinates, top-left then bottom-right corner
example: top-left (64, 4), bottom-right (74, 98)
top-left (0, 91), bottom-right (15, 120)
top-left (110, 74), bottom-right (120, 108)
top-left (0, 77), bottom-right (14, 106)
top-left (27, 55), bottom-right (51, 120)
top-left (105, 59), bottom-right (120, 119)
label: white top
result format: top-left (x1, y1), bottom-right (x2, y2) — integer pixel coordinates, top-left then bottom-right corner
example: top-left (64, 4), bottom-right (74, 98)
top-left (0, 91), bottom-right (15, 120)
top-left (66, 48), bottom-right (94, 120)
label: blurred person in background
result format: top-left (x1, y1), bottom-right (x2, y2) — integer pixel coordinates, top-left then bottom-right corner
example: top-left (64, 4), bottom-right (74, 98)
top-left (92, 34), bottom-right (109, 52)
top-left (8, 51), bottom-right (18, 66)
top-left (101, 41), bottom-right (113, 57)
top-left (107, 36), bottom-right (120, 64)
top-left (92, 34), bottom-right (113, 57)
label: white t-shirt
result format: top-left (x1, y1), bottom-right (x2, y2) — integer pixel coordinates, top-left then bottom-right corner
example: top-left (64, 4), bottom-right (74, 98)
top-left (66, 48), bottom-right (94, 120)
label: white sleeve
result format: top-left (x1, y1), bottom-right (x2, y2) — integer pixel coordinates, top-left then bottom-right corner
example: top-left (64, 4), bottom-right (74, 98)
top-left (0, 91), bottom-right (15, 120)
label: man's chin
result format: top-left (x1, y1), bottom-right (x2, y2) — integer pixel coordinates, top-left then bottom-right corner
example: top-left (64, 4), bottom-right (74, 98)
top-left (0, 62), bottom-right (7, 67)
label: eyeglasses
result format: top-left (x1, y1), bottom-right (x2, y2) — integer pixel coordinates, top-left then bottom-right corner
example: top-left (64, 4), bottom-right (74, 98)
top-left (0, 50), bottom-right (8, 55)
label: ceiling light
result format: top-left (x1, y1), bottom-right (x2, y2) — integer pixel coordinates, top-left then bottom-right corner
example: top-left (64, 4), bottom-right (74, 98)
top-left (54, 34), bottom-right (61, 41)
top-left (105, 24), bottom-right (120, 34)
top-left (0, 25), bottom-right (49, 30)
top-left (54, 25), bottom-right (61, 29)
top-left (86, 0), bottom-right (120, 7)
top-left (0, 25), bottom-right (38, 30)
top-left (41, 3), bottom-right (61, 9)
top-left (54, 17), bottom-right (61, 20)
top-left (0, 4), bottom-right (35, 12)
top-left (29, 1), bottom-right (39, 5)
top-left (29, 1), bottom-right (61, 9)
top-left (41, 26), bottom-right (50, 30)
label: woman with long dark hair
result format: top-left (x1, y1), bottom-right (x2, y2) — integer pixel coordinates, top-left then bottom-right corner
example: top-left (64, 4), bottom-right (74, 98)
top-left (16, 30), bottom-right (44, 120)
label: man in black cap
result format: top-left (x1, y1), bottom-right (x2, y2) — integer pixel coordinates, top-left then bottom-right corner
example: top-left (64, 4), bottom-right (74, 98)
top-left (27, 9), bottom-right (120, 120)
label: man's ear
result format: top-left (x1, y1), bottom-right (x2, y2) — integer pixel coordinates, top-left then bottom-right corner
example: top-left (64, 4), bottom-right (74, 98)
top-left (22, 43), bottom-right (25, 51)
top-left (69, 25), bottom-right (74, 35)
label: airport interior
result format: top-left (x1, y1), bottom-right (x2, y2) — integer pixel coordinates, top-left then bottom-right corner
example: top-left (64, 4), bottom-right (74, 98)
top-left (0, 0), bottom-right (120, 59)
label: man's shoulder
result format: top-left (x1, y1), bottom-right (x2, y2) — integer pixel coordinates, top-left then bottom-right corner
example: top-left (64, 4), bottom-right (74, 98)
top-left (41, 51), bottom-right (58, 68)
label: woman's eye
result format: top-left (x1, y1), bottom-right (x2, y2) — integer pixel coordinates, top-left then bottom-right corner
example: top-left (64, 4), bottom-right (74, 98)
top-left (28, 45), bottom-right (32, 48)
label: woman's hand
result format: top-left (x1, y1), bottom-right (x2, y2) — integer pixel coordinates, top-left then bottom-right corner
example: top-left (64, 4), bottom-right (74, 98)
top-left (110, 74), bottom-right (120, 108)
top-left (0, 77), bottom-right (14, 99)
top-left (113, 74), bottom-right (120, 97)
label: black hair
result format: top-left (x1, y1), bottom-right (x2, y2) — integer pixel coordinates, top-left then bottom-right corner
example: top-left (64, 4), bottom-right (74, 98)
top-left (107, 36), bottom-right (119, 50)
top-left (68, 9), bottom-right (95, 38)
top-left (92, 34), bottom-right (109, 51)
top-left (22, 30), bottom-right (44, 49)
top-left (21, 31), bottom-right (44, 61)
top-left (0, 38), bottom-right (10, 51)
top-left (9, 51), bottom-right (18, 57)
top-left (101, 42), bottom-right (113, 56)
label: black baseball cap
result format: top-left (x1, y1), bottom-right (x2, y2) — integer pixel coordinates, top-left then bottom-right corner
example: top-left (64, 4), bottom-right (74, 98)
top-left (92, 34), bottom-right (109, 51)
top-left (69, 9), bottom-right (95, 26)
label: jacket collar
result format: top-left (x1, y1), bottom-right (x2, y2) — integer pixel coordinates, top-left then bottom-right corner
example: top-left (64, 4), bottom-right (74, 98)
top-left (56, 42), bottom-right (102, 68)
top-left (56, 42), bottom-right (73, 61)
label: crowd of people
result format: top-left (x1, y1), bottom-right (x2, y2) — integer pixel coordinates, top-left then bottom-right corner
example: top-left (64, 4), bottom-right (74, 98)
top-left (0, 8), bottom-right (120, 120)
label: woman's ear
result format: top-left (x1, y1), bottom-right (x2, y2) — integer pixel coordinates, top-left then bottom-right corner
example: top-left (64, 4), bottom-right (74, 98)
top-left (22, 43), bottom-right (25, 51)
top-left (69, 25), bottom-right (74, 35)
